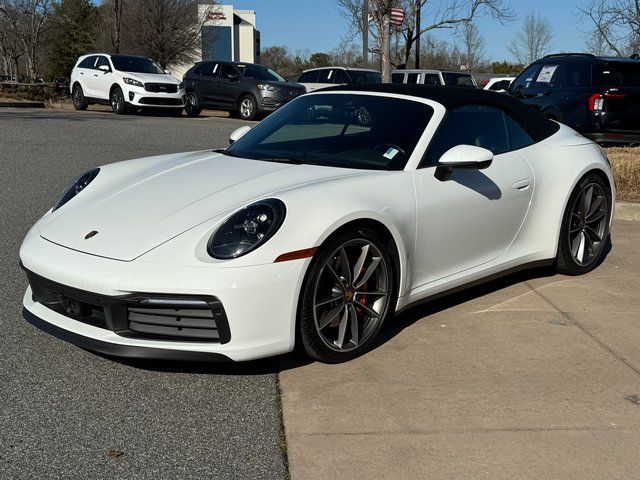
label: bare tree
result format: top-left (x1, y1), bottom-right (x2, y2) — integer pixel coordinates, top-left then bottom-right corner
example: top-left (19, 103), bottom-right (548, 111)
top-left (336, 0), bottom-right (513, 80)
top-left (585, 28), bottom-right (613, 56)
top-left (455, 21), bottom-right (484, 71)
top-left (508, 11), bottom-right (554, 65)
top-left (122, 0), bottom-right (208, 68)
top-left (579, 0), bottom-right (640, 56)
top-left (0, 0), bottom-right (54, 80)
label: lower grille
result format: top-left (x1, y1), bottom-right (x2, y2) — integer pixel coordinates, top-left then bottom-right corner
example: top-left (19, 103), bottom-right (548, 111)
top-left (25, 269), bottom-right (230, 343)
top-left (139, 97), bottom-right (183, 106)
top-left (128, 306), bottom-right (223, 340)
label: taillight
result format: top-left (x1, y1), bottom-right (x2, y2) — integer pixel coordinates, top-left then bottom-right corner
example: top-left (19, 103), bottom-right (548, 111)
top-left (589, 93), bottom-right (604, 112)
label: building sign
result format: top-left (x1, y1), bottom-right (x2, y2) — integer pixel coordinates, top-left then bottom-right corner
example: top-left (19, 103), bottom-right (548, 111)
top-left (205, 10), bottom-right (227, 22)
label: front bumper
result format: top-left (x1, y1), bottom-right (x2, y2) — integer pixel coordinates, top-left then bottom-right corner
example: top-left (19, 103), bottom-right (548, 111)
top-left (258, 90), bottom-right (304, 113)
top-left (20, 232), bottom-right (308, 362)
top-left (125, 86), bottom-right (186, 108)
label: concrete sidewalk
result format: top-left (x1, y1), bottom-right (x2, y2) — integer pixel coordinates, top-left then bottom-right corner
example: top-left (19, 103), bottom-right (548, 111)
top-left (280, 220), bottom-right (640, 480)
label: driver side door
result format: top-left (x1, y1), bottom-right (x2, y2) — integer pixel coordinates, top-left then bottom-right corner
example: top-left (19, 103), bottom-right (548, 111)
top-left (411, 105), bottom-right (535, 289)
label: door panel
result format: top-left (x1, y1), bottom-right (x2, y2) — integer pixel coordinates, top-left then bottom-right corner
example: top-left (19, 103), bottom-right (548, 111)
top-left (215, 64), bottom-right (239, 106)
top-left (412, 151), bottom-right (533, 287)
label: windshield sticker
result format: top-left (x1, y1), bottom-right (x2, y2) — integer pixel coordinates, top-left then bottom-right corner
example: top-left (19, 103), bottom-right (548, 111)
top-left (383, 147), bottom-right (399, 160)
top-left (536, 65), bottom-right (557, 83)
top-left (213, 63), bottom-right (219, 74)
top-left (327, 70), bottom-right (333, 80)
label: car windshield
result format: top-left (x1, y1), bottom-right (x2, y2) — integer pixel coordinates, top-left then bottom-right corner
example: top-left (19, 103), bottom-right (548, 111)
top-left (237, 64), bottom-right (285, 82)
top-left (227, 93), bottom-right (434, 171)
top-left (349, 70), bottom-right (382, 84)
top-left (596, 62), bottom-right (640, 87)
top-left (111, 55), bottom-right (165, 74)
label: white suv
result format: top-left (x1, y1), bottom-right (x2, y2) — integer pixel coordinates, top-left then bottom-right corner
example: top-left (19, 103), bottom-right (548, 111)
top-left (70, 54), bottom-right (186, 115)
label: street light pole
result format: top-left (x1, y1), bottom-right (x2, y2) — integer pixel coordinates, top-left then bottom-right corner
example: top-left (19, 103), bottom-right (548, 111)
top-left (363, 0), bottom-right (369, 67)
top-left (415, 1), bottom-right (421, 68)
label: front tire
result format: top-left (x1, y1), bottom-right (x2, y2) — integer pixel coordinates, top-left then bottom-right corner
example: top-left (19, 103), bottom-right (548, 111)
top-left (238, 95), bottom-right (258, 121)
top-left (299, 227), bottom-right (397, 363)
top-left (556, 173), bottom-right (611, 275)
top-left (72, 84), bottom-right (88, 110)
top-left (110, 86), bottom-right (127, 115)
top-left (184, 92), bottom-right (202, 117)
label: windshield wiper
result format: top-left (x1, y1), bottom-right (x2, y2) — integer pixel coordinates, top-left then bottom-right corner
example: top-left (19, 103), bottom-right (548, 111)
top-left (213, 148), bottom-right (242, 158)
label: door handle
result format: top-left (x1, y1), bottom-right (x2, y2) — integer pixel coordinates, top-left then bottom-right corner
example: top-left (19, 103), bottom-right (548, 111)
top-left (512, 179), bottom-right (531, 191)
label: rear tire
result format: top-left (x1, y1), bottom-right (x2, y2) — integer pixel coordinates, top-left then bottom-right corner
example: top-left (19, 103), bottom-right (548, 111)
top-left (110, 86), bottom-right (127, 115)
top-left (556, 173), bottom-right (611, 275)
top-left (184, 92), bottom-right (202, 117)
top-left (72, 84), bottom-right (88, 111)
top-left (238, 95), bottom-right (258, 121)
top-left (299, 227), bottom-right (398, 363)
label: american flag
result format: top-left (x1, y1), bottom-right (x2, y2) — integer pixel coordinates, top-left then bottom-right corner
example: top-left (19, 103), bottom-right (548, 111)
top-left (390, 7), bottom-right (405, 26)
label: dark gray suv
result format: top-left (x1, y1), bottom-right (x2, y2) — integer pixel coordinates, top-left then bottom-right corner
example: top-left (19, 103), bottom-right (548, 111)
top-left (182, 61), bottom-right (305, 120)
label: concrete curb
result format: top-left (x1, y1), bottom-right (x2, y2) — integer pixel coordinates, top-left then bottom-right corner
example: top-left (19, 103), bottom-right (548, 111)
top-left (615, 201), bottom-right (640, 222)
top-left (0, 101), bottom-right (45, 108)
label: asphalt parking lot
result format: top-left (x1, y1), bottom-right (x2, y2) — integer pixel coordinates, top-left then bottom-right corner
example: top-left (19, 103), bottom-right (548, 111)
top-left (2, 108), bottom-right (640, 480)
top-left (0, 109), bottom-right (287, 479)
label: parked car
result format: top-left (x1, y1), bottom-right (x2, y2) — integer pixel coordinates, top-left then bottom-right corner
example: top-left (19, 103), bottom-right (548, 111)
top-left (483, 77), bottom-right (515, 92)
top-left (391, 69), bottom-right (478, 87)
top-left (297, 67), bottom-right (382, 92)
top-left (508, 53), bottom-right (640, 144)
top-left (70, 53), bottom-right (185, 115)
top-left (53, 77), bottom-right (69, 93)
top-left (182, 61), bottom-right (305, 120)
top-left (21, 84), bottom-right (614, 363)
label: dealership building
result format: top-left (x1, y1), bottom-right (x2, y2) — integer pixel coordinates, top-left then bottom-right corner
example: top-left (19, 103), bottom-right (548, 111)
top-left (171, 4), bottom-right (260, 78)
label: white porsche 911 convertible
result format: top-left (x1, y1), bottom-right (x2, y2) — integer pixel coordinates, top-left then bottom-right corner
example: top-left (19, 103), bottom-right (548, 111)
top-left (20, 85), bottom-right (615, 363)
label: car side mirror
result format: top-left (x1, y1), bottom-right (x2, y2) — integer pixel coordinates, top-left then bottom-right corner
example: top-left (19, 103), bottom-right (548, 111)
top-left (99, 65), bottom-right (110, 73)
top-left (229, 125), bottom-right (251, 144)
top-left (227, 72), bottom-right (239, 81)
top-left (164, 69), bottom-right (171, 75)
top-left (434, 145), bottom-right (493, 181)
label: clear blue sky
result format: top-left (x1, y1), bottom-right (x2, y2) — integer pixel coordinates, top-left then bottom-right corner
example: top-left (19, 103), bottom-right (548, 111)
top-left (230, 0), bottom-right (591, 62)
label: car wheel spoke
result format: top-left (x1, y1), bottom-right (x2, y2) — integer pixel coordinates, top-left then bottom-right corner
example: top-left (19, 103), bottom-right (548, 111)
top-left (352, 244), bottom-right (369, 285)
top-left (339, 247), bottom-right (352, 284)
top-left (354, 256), bottom-right (381, 289)
top-left (334, 307), bottom-right (349, 349)
top-left (586, 208), bottom-right (606, 224)
top-left (348, 304), bottom-right (359, 346)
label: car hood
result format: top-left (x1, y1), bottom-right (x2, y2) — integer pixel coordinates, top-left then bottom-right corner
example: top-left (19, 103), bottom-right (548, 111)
top-left (38, 151), bottom-right (362, 261)
top-left (266, 81), bottom-right (305, 90)
top-left (120, 72), bottom-right (180, 85)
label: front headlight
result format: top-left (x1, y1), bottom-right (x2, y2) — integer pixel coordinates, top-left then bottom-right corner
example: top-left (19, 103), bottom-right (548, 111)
top-left (208, 199), bottom-right (286, 259)
top-left (256, 83), bottom-right (277, 91)
top-left (123, 77), bottom-right (144, 88)
top-left (53, 168), bottom-right (100, 211)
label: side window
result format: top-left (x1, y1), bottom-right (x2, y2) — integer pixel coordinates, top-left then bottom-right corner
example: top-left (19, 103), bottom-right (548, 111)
top-left (566, 62), bottom-right (592, 87)
top-left (80, 56), bottom-right (97, 69)
top-left (317, 69), bottom-right (333, 83)
top-left (391, 72), bottom-right (404, 84)
top-left (505, 114), bottom-right (534, 150)
top-left (333, 69), bottom-right (350, 84)
top-left (406, 73), bottom-right (420, 84)
top-left (421, 105), bottom-right (509, 167)
top-left (298, 70), bottom-right (319, 83)
top-left (511, 64), bottom-right (543, 90)
top-left (423, 74), bottom-right (440, 85)
top-left (96, 56), bottom-right (110, 70)
top-left (219, 64), bottom-right (236, 79)
top-left (531, 63), bottom-right (563, 88)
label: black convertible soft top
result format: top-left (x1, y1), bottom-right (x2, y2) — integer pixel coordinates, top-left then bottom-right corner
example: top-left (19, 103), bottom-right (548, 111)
top-left (322, 84), bottom-right (560, 142)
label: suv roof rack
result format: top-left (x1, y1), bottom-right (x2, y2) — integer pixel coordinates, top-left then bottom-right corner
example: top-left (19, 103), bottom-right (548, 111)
top-left (541, 53), bottom-right (595, 59)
